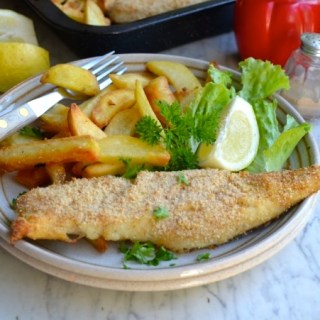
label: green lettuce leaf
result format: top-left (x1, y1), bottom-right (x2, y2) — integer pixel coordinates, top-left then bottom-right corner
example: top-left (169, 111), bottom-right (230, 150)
top-left (239, 58), bottom-right (290, 101)
top-left (208, 64), bottom-right (233, 87)
top-left (247, 99), bottom-right (280, 172)
top-left (191, 82), bottom-right (233, 116)
top-left (190, 82), bottom-right (233, 151)
top-left (248, 113), bottom-right (311, 173)
top-left (264, 122), bottom-right (312, 172)
top-left (238, 58), bottom-right (309, 173)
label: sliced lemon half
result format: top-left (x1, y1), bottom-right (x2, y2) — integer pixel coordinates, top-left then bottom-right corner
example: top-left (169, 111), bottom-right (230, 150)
top-left (0, 9), bottom-right (38, 45)
top-left (197, 96), bottom-right (259, 171)
top-left (0, 42), bottom-right (50, 92)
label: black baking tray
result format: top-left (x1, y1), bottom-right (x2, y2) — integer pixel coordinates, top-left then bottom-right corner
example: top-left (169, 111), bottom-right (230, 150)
top-left (22, 0), bottom-right (235, 58)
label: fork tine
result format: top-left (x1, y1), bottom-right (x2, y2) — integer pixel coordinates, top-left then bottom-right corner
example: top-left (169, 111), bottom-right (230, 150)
top-left (98, 65), bottom-right (127, 90)
top-left (80, 51), bottom-right (126, 90)
top-left (0, 51), bottom-right (127, 140)
top-left (90, 56), bottom-right (120, 76)
top-left (80, 51), bottom-right (115, 71)
top-left (96, 61), bottom-right (124, 82)
top-left (81, 51), bottom-right (127, 89)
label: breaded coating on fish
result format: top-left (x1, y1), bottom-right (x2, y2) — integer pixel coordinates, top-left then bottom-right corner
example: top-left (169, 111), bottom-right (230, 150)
top-left (11, 166), bottom-right (320, 252)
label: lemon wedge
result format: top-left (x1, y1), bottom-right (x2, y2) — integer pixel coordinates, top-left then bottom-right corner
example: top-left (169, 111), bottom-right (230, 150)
top-left (0, 42), bottom-right (50, 92)
top-left (0, 10), bottom-right (50, 92)
top-left (0, 9), bottom-right (38, 44)
top-left (197, 96), bottom-right (259, 171)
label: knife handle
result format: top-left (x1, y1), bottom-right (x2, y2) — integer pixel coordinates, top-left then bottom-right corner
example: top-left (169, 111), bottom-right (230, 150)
top-left (0, 104), bottom-right (38, 141)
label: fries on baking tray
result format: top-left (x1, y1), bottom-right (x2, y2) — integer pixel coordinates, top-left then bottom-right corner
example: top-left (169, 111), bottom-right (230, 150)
top-left (51, 0), bottom-right (210, 25)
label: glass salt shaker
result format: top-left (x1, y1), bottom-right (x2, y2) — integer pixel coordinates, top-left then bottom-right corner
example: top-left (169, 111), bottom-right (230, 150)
top-left (282, 32), bottom-right (320, 119)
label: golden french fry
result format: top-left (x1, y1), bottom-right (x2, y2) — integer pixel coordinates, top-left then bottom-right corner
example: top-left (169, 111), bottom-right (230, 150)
top-left (79, 84), bottom-right (117, 116)
top-left (51, 130), bottom-right (71, 139)
top-left (104, 108), bottom-right (141, 136)
top-left (40, 104), bottom-right (69, 134)
top-left (71, 161), bottom-right (88, 177)
top-left (71, 161), bottom-right (125, 178)
top-left (134, 81), bottom-right (162, 128)
top-left (110, 72), bottom-right (153, 90)
top-left (82, 162), bottom-right (125, 178)
top-left (14, 167), bottom-right (51, 189)
top-left (179, 87), bottom-right (203, 112)
top-left (87, 236), bottom-right (108, 253)
top-left (40, 87), bottom-right (118, 134)
top-left (0, 131), bottom-right (41, 148)
top-left (85, 0), bottom-right (111, 26)
top-left (0, 135), bottom-right (100, 172)
top-left (68, 103), bottom-right (107, 139)
top-left (46, 163), bottom-right (67, 184)
top-left (41, 63), bottom-right (100, 96)
top-left (98, 135), bottom-right (170, 167)
top-left (96, 0), bottom-right (115, 13)
top-left (146, 61), bottom-right (202, 95)
top-left (144, 76), bottom-right (175, 123)
top-left (51, 0), bottom-right (85, 23)
top-left (91, 89), bottom-right (135, 128)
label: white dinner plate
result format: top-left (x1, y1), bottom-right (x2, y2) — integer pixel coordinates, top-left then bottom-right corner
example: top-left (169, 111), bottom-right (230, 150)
top-left (0, 54), bottom-right (319, 291)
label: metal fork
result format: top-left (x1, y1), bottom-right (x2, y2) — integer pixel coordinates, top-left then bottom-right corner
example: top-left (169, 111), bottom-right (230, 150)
top-left (0, 51), bottom-right (126, 141)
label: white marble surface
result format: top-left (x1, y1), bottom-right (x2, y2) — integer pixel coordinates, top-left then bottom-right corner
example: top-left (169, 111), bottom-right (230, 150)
top-left (1, 1), bottom-right (320, 319)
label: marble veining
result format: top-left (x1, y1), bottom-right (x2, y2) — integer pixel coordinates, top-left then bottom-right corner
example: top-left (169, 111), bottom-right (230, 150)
top-left (0, 1), bottom-right (320, 319)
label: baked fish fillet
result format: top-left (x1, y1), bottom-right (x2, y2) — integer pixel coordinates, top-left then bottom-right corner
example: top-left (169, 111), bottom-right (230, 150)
top-left (11, 166), bottom-right (320, 252)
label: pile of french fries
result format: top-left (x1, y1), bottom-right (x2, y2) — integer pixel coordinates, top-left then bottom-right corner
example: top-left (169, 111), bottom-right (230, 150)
top-left (52, 0), bottom-right (112, 26)
top-left (0, 59), bottom-right (204, 252)
top-left (52, 0), bottom-right (209, 25)
top-left (0, 60), bottom-right (203, 190)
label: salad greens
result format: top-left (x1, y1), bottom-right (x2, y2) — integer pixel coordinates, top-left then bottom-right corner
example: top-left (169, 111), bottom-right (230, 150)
top-left (239, 58), bottom-right (290, 101)
top-left (135, 57), bottom-right (311, 173)
top-left (237, 58), bottom-right (311, 172)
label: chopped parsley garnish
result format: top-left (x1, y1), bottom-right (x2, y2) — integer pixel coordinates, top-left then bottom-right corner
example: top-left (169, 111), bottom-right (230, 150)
top-left (10, 191), bottom-right (27, 210)
top-left (153, 206), bottom-right (169, 219)
top-left (158, 100), bottom-right (199, 171)
top-left (19, 126), bottom-right (44, 139)
top-left (120, 158), bottom-right (146, 179)
top-left (196, 252), bottom-right (211, 262)
top-left (176, 173), bottom-right (190, 186)
top-left (10, 198), bottom-right (18, 211)
top-left (120, 241), bottom-right (177, 267)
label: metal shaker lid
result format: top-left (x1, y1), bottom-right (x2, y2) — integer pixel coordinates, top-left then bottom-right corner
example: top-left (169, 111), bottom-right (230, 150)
top-left (301, 33), bottom-right (320, 57)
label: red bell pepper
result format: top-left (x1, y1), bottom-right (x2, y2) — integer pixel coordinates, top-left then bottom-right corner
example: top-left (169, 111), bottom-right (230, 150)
top-left (234, 0), bottom-right (320, 66)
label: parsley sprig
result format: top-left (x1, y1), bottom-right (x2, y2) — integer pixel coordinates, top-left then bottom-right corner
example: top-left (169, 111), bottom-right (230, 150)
top-left (135, 117), bottom-right (162, 145)
top-left (135, 84), bottom-right (229, 172)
